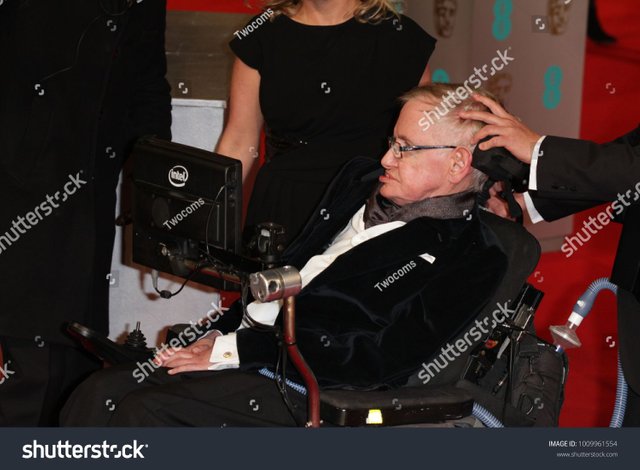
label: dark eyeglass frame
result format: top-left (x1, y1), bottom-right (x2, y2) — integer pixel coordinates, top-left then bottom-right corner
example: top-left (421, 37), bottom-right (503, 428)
top-left (388, 136), bottom-right (456, 159)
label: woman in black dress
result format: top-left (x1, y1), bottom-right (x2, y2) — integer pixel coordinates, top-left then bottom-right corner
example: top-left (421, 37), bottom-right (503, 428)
top-left (216, 0), bottom-right (436, 247)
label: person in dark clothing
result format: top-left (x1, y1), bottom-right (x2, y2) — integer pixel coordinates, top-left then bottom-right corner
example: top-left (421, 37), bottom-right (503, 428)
top-left (0, 0), bottom-right (171, 426)
top-left (460, 93), bottom-right (639, 426)
top-left (60, 84), bottom-right (507, 427)
top-left (216, 0), bottom-right (436, 247)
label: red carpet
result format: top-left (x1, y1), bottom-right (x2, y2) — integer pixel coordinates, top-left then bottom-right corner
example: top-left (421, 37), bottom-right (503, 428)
top-left (167, 0), bottom-right (259, 14)
top-left (172, 0), bottom-right (639, 427)
top-left (531, 0), bottom-right (640, 426)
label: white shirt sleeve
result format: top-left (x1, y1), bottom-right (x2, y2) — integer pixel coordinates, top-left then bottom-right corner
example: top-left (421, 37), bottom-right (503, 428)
top-left (208, 332), bottom-right (240, 370)
top-left (529, 136), bottom-right (546, 191)
top-left (522, 136), bottom-right (548, 224)
top-left (523, 191), bottom-right (545, 224)
top-left (207, 301), bottom-right (281, 370)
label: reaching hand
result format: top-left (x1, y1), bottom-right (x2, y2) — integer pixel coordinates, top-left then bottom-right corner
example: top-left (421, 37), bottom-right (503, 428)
top-left (459, 94), bottom-right (541, 164)
top-left (154, 334), bottom-right (220, 375)
top-left (485, 182), bottom-right (528, 222)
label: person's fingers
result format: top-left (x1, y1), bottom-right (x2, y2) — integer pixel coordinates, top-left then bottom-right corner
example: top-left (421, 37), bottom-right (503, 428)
top-left (470, 125), bottom-right (505, 144)
top-left (470, 93), bottom-right (511, 118)
top-left (163, 356), bottom-right (204, 370)
top-left (486, 195), bottom-right (512, 220)
top-left (489, 181), bottom-right (504, 196)
top-left (478, 135), bottom-right (504, 151)
top-left (167, 361), bottom-right (210, 375)
top-left (459, 109), bottom-right (508, 128)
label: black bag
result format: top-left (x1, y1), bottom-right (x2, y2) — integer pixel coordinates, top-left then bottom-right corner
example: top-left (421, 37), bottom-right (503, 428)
top-left (458, 324), bottom-right (568, 427)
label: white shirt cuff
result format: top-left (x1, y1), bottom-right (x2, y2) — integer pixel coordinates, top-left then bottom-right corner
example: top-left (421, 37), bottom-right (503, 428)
top-left (208, 332), bottom-right (240, 370)
top-left (523, 191), bottom-right (545, 224)
top-left (529, 136), bottom-right (546, 191)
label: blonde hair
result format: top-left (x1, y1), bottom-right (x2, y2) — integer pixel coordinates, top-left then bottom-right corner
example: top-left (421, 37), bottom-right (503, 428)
top-left (256, 0), bottom-right (401, 24)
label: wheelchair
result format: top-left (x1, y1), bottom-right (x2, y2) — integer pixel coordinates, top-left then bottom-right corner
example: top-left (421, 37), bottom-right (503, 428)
top-left (67, 137), bottom-right (572, 427)
top-left (68, 209), bottom-right (567, 428)
top-left (255, 210), bottom-right (567, 428)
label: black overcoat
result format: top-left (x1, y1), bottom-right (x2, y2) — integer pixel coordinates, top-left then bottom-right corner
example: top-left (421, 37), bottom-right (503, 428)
top-left (0, 0), bottom-right (171, 343)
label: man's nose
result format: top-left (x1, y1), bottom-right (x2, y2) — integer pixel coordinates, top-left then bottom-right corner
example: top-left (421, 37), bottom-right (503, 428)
top-left (381, 148), bottom-right (398, 168)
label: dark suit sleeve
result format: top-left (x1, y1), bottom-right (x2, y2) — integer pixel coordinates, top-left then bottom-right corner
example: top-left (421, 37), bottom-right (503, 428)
top-left (127, 0), bottom-right (172, 143)
top-left (530, 125), bottom-right (640, 221)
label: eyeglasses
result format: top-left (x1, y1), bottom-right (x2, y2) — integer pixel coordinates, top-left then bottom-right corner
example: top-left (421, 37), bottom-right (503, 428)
top-left (388, 136), bottom-right (456, 159)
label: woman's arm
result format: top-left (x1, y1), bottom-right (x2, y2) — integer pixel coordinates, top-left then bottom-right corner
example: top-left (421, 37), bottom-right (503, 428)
top-left (418, 64), bottom-right (431, 85)
top-left (215, 58), bottom-right (264, 182)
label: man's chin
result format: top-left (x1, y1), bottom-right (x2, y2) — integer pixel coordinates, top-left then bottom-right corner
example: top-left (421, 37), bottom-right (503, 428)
top-left (379, 188), bottom-right (401, 206)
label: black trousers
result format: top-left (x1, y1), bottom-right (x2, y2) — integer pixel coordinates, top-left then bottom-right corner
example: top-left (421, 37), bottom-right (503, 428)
top-left (0, 336), bottom-right (101, 426)
top-left (60, 364), bottom-right (307, 427)
top-left (623, 388), bottom-right (640, 426)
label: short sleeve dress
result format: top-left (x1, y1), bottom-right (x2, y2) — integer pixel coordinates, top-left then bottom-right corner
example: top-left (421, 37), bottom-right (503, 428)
top-left (230, 13), bottom-right (436, 245)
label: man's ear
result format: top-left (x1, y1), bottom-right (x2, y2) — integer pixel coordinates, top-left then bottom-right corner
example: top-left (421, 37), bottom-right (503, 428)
top-left (448, 147), bottom-right (473, 183)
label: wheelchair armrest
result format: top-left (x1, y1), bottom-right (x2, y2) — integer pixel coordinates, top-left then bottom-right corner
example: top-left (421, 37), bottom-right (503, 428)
top-left (320, 385), bottom-right (473, 426)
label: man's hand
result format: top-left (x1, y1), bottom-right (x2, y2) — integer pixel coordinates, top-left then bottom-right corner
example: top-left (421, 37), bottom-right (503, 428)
top-left (458, 94), bottom-right (541, 164)
top-left (485, 182), bottom-right (529, 222)
top-left (154, 335), bottom-right (220, 375)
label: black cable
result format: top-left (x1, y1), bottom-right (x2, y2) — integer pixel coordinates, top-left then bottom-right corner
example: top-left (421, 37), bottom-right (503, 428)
top-left (38, 14), bottom-right (104, 84)
top-left (275, 334), bottom-right (303, 426)
top-left (205, 185), bottom-right (227, 258)
top-left (199, 182), bottom-right (296, 420)
top-left (153, 260), bottom-right (207, 299)
top-left (38, 1), bottom-right (132, 85)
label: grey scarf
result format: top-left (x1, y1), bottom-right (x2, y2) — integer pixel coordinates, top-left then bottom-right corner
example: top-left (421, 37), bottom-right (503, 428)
top-left (363, 185), bottom-right (476, 228)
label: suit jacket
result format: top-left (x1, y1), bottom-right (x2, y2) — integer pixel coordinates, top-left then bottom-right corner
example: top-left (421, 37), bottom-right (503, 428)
top-left (530, 126), bottom-right (640, 395)
top-left (530, 125), bottom-right (640, 221)
top-left (215, 158), bottom-right (508, 389)
top-left (0, 0), bottom-right (171, 343)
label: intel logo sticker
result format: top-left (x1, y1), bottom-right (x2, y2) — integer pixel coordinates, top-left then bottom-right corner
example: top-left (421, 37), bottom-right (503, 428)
top-left (168, 165), bottom-right (188, 187)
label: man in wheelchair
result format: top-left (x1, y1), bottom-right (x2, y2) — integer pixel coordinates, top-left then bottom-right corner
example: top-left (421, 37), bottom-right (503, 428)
top-left (61, 84), bottom-right (560, 426)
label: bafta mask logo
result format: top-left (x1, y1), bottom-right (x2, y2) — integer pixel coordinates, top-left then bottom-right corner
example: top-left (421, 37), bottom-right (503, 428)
top-left (434, 0), bottom-right (457, 38)
top-left (486, 72), bottom-right (513, 105)
top-left (548, 0), bottom-right (572, 35)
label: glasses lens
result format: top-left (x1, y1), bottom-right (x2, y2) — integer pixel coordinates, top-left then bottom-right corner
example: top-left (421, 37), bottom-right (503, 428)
top-left (388, 137), bottom-right (401, 157)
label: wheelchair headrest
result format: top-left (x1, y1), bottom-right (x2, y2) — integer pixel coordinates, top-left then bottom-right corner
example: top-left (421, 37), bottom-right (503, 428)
top-left (471, 137), bottom-right (530, 193)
